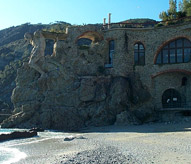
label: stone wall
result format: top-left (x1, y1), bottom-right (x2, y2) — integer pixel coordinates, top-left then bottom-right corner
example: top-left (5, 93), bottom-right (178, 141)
top-left (102, 23), bottom-right (191, 110)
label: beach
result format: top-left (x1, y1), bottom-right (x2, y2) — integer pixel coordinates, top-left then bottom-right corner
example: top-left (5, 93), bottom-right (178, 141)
top-left (1, 121), bottom-right (191, 164)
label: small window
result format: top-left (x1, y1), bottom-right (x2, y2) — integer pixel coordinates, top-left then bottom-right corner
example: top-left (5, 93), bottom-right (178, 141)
top-left (134, 42), bottom-right (145, 65)
top-left (109, 40), bottom-right (114, 65)
top-left (182, 77), bottom-right (188, 86)
top-left (45, 39), bottom-right (54, 56)
top-left (105, 40), bottom-right (114, 67)
top-left (77, 38), bottom-right (92, 50)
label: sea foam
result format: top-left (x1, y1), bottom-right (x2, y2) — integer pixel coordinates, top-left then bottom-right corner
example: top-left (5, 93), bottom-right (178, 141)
top-left (0, 147), bottom-right (26, 164)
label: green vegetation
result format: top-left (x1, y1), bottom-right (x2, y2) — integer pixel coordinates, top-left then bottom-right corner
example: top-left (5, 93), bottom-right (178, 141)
top-left (43, 21), bottom-right (71, 33)
top-left (119, 18), bottom-right (157, 28)
top-left (159, 0), bottom-right (191, 21)
top-left (125, 18), bottom-right (156, 24)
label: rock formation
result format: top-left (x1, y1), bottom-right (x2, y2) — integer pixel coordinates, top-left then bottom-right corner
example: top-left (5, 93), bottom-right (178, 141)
top-left (1, 28), bottom-right (152, 131)
top-left (0, 130), bottom-right (37, 142)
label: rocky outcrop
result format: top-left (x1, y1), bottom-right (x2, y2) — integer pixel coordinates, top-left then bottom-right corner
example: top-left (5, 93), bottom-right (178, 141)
top-left (0, 131), bottom-right (37, 142)
top-left (1, 29), bottom-right (152, 131)
top-left (0, 22), bottom-right (71, 124)
top-left (1, 68), bottom-right (151, 130)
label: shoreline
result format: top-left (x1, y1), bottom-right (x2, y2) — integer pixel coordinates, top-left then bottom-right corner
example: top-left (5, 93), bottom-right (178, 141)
top-left (1, 121), bottom-right (191, 164)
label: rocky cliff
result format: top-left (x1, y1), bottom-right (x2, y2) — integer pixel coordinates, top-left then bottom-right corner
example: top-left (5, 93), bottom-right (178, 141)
top-left (1, 29), bottom-right (153, 130)
top-left (0, 22), bottom-right (71, 121)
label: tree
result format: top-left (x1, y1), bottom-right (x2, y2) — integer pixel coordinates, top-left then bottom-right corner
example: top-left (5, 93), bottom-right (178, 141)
top-left (159, 11), bottom-right (169, 21)
top-left (179, 0), bottom-right (191, 16)
top-left (159, 0), bottom-right (177, 21)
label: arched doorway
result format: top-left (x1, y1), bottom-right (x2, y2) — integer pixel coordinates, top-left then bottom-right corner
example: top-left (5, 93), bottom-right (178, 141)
top-left (162, 89), bottom-right (182, 108)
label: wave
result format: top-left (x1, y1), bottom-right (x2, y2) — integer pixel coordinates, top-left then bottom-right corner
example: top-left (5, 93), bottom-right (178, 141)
top-left (0, 147), bottom-right (26, 164)
top-left (0, 128), bottom-right (69, 163)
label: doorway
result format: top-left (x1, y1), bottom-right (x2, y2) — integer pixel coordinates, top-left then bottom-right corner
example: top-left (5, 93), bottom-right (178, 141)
top-left (162, 89), bottom-right (182, 108)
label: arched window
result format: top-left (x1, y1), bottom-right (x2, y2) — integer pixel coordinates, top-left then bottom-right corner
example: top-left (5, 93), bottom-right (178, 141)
top-left (156, 38), bottom-right (191, 64)
top-left (77, 38), bottom-right (92, 46)
top-left (134, 42), bottom-right (145, 65)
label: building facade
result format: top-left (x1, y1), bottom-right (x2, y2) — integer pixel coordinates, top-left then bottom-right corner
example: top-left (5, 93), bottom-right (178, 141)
top-left (68, 22), bottom-right (191, 111)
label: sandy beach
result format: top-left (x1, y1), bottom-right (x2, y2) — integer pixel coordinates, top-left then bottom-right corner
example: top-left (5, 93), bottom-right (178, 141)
top-left (9, 121), bottom-right (191, 164)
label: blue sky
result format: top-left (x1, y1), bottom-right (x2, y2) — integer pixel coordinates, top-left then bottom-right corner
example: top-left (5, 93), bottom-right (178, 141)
top-left (0, 0), bottom-right (182, 30)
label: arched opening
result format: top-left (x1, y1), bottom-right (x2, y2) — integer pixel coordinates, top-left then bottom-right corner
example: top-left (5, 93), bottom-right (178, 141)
top-left (77, 38), bottom-right (92, 46)
top-left (76, 31), bottom-right (103, 43)
top-left (162, 89), bottom-right (182, 108)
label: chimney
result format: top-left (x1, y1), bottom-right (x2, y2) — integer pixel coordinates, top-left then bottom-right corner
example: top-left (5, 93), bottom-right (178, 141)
top-left (108, 13), bottom-right (111, 29)
top-left (103, 18), bottom-right (106, 26)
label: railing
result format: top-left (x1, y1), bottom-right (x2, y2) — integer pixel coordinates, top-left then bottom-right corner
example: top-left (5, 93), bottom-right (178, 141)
top-left (155, 101), bottom-right (191, 111)
top-left (103, 16), bottom-right (191, 29)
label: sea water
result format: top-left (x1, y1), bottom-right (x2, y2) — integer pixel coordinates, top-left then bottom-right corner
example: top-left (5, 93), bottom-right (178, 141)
top-left (0, 128), bottom-right (27, 164)
top-left (0, 128), bottom-right (68, 164)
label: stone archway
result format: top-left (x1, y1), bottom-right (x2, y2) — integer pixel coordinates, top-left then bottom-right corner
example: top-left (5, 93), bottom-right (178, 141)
top-left (162, 89), bottom-right (182, 108)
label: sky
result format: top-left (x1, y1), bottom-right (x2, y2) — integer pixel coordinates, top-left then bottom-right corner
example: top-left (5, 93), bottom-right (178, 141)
top-left (0, 0), bottom-right (182, 30)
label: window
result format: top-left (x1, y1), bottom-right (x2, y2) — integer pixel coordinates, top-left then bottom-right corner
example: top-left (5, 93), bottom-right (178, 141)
top-left (109, 40), bottom-right (114, 65)
top-left (182, 77), bottom-right (188, 86)
top-left (134, 43), bottom-right (145, 65)
top-left (105, 40), bottom-right (114, 67)
top-left (45, 39), bottom-right (54, 56)
top-left (156, 38), bottom-right (191, 64)
top-left (77, 38), bottom-right (92, 46)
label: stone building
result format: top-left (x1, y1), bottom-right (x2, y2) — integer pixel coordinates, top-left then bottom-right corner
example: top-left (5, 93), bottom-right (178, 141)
top-left (1, 21), bottom-right (191, 130)
top-left (69, 22), bottom-right (191, 110)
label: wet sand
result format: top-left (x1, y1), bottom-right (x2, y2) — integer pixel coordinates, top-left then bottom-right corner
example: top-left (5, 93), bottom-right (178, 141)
top-left (14, 121), bottom-right (191, 164)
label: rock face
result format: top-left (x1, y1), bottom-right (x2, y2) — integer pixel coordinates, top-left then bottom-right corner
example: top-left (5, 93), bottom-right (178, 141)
top-left (0, 22), bottom-right (71, 124)
top-left (1, 68), bottom-right (150, 131)
top-left (1, 28), bottom-right (152, 131)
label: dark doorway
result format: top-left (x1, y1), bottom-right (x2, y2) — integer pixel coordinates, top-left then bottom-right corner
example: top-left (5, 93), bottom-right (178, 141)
top-left (182, 77), bottom-right (188, 86)
top-left (162, 89), bottom-right (182, 108)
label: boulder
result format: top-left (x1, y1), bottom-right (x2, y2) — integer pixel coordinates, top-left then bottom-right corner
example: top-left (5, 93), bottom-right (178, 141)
top-left (64, 136), bottom-right (76, 141)
top-left (29, 127), bottom-right (44, 132)
top-left (0, 131), bottom-right (37, 142)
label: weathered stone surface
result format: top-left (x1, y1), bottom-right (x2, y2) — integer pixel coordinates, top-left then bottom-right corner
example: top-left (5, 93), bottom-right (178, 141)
top-left (79, 78), bottom-right (96, 101)
top-left (115, 111), bottom-right (141, 125)
top-left (132, 106), bottom-right (158, 123)
top-left (106, 77), bottom-right (132, 123)
top-left (1, 68), bottom-right (150, 130)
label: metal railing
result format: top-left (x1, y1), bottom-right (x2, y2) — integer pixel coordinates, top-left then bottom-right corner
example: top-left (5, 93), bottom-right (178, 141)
top-left (155, 101), bottom-right (191, 111)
